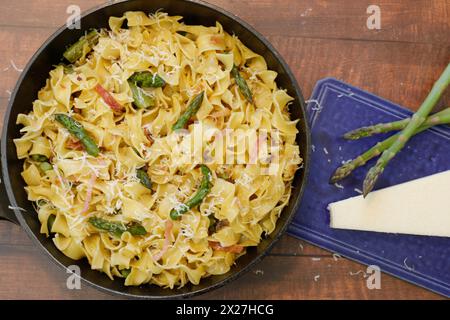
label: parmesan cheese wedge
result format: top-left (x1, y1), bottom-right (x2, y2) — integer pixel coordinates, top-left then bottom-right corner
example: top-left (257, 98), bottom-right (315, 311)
top-left (329, 170), bottom-right (450, 237)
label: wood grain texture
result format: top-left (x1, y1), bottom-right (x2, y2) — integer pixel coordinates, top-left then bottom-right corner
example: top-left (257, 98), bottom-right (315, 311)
top-left (0, 222), bottom-right (442, 300)
top-left (0, 0), bottom-right (448, 300)
top-left (0, 0), bottom-right (448, 43)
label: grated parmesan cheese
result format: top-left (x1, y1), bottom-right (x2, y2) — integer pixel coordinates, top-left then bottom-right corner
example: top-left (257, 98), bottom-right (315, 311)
top-left (334, 182), bottom-right (344, 190)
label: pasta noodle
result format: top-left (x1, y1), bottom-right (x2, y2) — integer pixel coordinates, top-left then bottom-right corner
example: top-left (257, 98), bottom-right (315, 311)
top-left (14, 11), bottom-right (302, 288)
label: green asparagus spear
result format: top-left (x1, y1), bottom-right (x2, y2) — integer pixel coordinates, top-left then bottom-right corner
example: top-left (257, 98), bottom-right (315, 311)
top-left (363, 63), bottom-right (450, 197)
top-left (53, 63), bottom-right (74, 74)
top-left (30, 154), bottom-right (49, 162)
top-left (231, 65), bottom-right (253, 103)
top-left (128, 80), bottom-right (155, 109)
top-left (55, 114), bottom-right (100, 157)
top-left (330, 108), bottom-right (450, 183)
top-left (63, 29), bottom-right (99, 63)
top-left (126, 222), bottom-right (147, 236)
top-left (63, 64), bottom-right (75, 74)
top-left (88, 217), bottom-right (147, 237)
top-left (344, 118), bottom-right (410, 140)
top-left (136, 168), bottom-right (152, 190)
top-left (39, 162), bottom-right (53, 172)
top-left (172, 91), bottom-right (204, 131)
top-left (120, 269), bottom-right (131, 278)
top-left (129, 71), bottom-right (165, 88)
top-left (37, 199), bottom-right (48, 207)
top-left (208, 215), bottom-right (218, 235)
top-left (344, 108), bottom-right (450, 140)
top-left (170, 165), bottom-right (212, 220)
top-left (88, 217), bottom-right (126, 237)
top-left (332, 127), bottom-right (424, 183)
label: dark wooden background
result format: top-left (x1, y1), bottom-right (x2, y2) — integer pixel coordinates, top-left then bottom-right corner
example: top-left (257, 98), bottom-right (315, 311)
top-left (0, 0), bottom-right (448, 299)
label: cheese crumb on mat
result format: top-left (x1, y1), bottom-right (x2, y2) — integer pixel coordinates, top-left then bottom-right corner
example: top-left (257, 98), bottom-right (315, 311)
top-left (334, 182), bottom-right (344, 190)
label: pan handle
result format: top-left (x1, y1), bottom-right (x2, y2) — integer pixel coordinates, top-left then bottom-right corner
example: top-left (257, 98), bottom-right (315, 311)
top-left (0, 145), bottom-right (20, 225)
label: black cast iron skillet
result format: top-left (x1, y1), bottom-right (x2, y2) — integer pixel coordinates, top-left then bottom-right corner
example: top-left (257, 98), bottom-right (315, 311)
top-left (0, 0), bottom-right (310, 299)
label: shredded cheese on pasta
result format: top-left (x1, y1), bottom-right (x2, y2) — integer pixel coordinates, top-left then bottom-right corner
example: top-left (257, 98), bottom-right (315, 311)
top-left (14, 11), bottom-right (302, 288)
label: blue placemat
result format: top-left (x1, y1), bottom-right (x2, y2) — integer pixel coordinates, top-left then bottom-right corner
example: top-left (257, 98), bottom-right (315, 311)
top-left (288, 77), bottom-right (450, 297)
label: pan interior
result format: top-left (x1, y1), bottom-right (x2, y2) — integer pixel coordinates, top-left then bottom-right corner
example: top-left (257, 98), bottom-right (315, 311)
top-left (2, 0), bottom-right (309, 298)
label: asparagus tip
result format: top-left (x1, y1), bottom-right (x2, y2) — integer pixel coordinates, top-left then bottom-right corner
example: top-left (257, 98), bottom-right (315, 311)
top-left (329, 171), bottom-right (341, 184)
top-left (342, 131), bottom-right (360, 140)
top-left (170, 210), bottom-right (180, 220)
top-left (343, 127), bottom-right (371, 140)
top-left (329, 163), bottom-right (352, 184)
top-left (362, 163), bottom-right (383, 197)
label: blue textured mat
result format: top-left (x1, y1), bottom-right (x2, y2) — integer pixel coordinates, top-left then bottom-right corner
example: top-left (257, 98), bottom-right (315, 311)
top-left (288, 78), bottom-right (450, 297)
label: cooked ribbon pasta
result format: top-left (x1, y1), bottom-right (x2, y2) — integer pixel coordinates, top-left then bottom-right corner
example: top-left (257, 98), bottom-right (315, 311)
top-left (14, 11), bottom-right (302, 288)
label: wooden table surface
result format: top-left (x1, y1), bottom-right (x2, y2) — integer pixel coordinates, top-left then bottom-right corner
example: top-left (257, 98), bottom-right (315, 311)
top-left (0, 0), bottom-right (448, 300)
